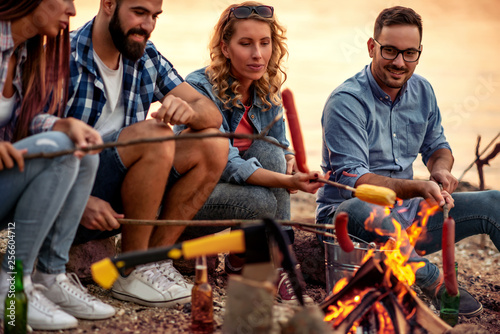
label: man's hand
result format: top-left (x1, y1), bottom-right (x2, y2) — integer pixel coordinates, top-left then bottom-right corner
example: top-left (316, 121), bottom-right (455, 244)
top-left (150, 95), bottom-right (196, 126)
top-left (416, 180), bottom-right (455, 209)
top-left (0, 142), bottom-right (27, 171)
top-left (81, 196), bottom-right (124, 231)
top-left (53, 118), bottom-right (103, 157)
top-left (430, 169), bottom-right (458, 194)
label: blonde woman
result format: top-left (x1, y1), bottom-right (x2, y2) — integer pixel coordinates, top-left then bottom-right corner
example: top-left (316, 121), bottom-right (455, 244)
top-left (181, 2), bottom-right (323, 304)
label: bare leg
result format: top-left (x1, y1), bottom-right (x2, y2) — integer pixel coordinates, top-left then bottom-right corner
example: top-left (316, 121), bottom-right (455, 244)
top-left (150, 128), bottom-right (228, 247)
top-left (116, 120), bottom-right (175, 253)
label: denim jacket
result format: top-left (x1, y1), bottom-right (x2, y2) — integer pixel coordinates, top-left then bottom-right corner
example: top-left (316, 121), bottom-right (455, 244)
top-left (183, 67), bottom-right (292, 184)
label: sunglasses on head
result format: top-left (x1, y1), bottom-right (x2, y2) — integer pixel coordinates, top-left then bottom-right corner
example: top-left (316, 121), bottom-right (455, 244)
top-left (226, 5), bottom-right (274, 24)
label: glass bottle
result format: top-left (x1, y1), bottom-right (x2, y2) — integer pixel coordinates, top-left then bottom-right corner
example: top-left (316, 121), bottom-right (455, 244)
top-left (440, 262), bottom-right (459, 326)
top-left (4, 260), bottom-right (27, 334)
top-left (191, 256), bottom-right (214, 333)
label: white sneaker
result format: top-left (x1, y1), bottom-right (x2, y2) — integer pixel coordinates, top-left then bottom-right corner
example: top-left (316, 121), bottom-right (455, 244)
top-left (158, 260), bottom-right (194, 291)
top-left (26, 284), bottom-right (78, 330)
top-left (42, 273), bottom-right (115, 320)
top-left (111, 263), bottom-right (191, 307)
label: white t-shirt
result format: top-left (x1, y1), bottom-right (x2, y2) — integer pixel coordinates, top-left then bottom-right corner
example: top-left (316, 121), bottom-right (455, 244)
top-left (93, 50), bottom-right (125, 137)
top-left (0, 92), bottom-right (16, 128)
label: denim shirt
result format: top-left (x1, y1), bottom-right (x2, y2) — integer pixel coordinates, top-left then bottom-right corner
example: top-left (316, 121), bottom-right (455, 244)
top-left (316, 64), bottom-right (451, 226)
top-left (182, 67), bottom-right (292, 184)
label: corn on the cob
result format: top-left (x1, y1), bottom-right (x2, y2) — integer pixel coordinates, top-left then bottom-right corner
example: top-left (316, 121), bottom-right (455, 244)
top-left (317, 178), bottom-right (396, 206)
top-left (353, 184), bottom-right (396, 206)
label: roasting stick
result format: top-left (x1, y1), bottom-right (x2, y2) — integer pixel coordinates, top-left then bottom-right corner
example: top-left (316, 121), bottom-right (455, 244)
top-left (118, 217), bottom-right (370, 247)
top-left (23, 114), bottom-right (286, 160)
top-left (117, 218), bottom-right (334, 230)
top-left (281, 88), bottom-right (396, 208)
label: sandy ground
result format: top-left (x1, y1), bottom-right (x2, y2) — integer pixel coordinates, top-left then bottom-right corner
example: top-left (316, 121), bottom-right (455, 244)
top-left (1, 187), bottom-right (499, 333)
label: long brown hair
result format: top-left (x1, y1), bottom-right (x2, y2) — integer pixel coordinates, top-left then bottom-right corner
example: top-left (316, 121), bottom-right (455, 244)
top-left (0, 0), bottom-right (70, 141)
top-left (206, 1), bottom-right (288, 111)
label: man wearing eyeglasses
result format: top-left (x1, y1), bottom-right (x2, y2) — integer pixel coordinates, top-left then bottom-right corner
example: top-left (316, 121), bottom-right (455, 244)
top-left (317, 6), bottom-right (499, 317)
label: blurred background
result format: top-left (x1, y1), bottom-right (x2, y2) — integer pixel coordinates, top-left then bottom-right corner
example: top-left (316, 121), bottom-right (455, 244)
top-left (73, 0), bottom-right (500, 190)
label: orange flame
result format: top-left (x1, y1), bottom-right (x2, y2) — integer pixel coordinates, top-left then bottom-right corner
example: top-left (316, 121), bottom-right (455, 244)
top-left (324, 200), bottom-right (440, 327)
top-left (324, 289), bottom-right (372, 326)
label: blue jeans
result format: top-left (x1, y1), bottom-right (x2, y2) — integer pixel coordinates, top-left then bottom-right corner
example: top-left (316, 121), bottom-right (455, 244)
top-left (189, 138), bottom-right (293, 242)
top-left (320, 190), bottom-right (500, 289)
top-left (0, 132), bottom-right (98, 274)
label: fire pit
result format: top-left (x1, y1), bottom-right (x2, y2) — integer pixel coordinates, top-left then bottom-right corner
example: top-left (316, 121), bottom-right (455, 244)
top-left (321, 257), bottom-right (451, 333)
top-left (324, 240), bottom-right (394, 293)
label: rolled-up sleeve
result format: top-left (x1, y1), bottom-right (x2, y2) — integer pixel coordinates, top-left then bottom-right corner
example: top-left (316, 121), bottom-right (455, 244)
top-left (30, 114), bottom-right (60, 135)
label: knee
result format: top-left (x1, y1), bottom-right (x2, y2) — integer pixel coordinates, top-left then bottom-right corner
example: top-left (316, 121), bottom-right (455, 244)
top-left (38, 131), bottom-right (74, 152)
top-left (245, 137), bottom-right (286, 173)
top-left (80, 153), bottom-right (100, 177)
top-left (482, 190), bottom-right (500, 217)
top-left (125, 120), bottom-right (175, 162)
top-left (484, 190), bottom-right (500, 206)
top-left (197, 128), bottom-right (229, 170)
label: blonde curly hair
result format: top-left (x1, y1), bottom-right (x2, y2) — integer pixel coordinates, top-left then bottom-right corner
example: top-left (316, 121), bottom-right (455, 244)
top-left (206, 1), bottom-right (288, 111)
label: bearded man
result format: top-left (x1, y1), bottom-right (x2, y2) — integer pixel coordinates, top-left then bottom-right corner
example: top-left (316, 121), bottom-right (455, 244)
top-left (32, 0), bottom-right (228, 307)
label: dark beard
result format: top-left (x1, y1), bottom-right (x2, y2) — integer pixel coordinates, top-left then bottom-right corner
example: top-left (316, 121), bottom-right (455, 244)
top-left (108, 7), bottom-right (150, 61)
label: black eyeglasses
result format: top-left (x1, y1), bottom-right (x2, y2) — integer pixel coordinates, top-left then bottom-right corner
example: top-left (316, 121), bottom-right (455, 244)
top-left (226, 5), bottom-right (274, 24)
top-left (373, 39), bottom-right (421, 62)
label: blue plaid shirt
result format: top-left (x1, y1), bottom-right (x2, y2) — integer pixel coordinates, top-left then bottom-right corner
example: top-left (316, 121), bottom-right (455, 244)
top-left (0, 21), bottom-right (27, 141)
top-left (31, 18), bottom-right (184, 133)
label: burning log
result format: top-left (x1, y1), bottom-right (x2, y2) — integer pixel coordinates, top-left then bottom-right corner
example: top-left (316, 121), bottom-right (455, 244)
top-left (320, 258), bottom-right (452, 334)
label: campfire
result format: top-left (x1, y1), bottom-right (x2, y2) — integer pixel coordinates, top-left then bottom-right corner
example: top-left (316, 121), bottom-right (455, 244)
top-left (321, 201), bottom-right (452, 333)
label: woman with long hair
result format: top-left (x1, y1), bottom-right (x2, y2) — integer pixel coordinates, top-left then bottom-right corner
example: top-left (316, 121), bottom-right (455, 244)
top-left (0, 0), bottom-right (114, 330)
top-left (182, 1), bottom-right (324, 304)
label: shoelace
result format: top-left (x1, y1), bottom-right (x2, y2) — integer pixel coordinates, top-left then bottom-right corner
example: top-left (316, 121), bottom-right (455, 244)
top-left (136, 263), bottom-right (175, 290)
top-left (28, 284), bottom-right (61, 313)
top-left (281, 273), bottom-right (295, 296)
top-left (158, 260), bottom-right (187, 285)
top-left (277, 271), bottom-right (297, 300)
top-left (62, 273), bottom-right (96, 303)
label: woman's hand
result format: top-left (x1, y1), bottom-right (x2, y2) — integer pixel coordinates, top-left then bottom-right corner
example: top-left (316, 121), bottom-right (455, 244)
top-left (53, 118), bottom-right (103, 157)
top-left (0, 142), bottom-right (27, 171)
top-left (285, 154), bottom-right (296, 175)
top-left (289, 170), bottom-right (328, 194)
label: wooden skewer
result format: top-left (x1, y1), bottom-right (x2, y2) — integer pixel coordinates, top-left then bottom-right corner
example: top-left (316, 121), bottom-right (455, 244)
top-left (117, 218), bottom-right (335, 230)
top-left (316, 178), bottom-right (396, 207)
top-left (24, 113), bottom-right (286, 160)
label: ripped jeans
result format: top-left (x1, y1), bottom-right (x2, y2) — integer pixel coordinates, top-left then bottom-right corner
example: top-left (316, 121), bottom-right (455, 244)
top-left (0, 132), bottom-right (98, 275)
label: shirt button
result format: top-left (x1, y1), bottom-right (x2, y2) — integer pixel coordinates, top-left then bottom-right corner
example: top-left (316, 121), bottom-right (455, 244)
top-left (395, 158), bottom-right (399, 162)
top-left (250, 115), bottom-right (255, 119)
top-left (379, 97), bottom-right (383, 101)
top-left (385, 96), bottom-right (389, 99)
top-left (393, 133), bottom-right (396, 137)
